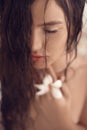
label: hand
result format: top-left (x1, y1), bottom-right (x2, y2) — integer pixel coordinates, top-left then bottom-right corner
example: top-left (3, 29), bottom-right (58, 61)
top-left (34, 65), bottom-right (73, 129)
top-left (35, 65), bottom-right (71, 107)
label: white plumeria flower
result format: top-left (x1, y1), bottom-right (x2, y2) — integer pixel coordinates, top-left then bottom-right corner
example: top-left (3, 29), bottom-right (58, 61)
top-left (51, 80), bottom-right (62, 88)
top-left (34, 84), bottom-right (49, 96)
top-left (34, 75), bottom-right (52, 96)
top-left (43, 74), bottom-right (53, 86)
top-left (51, 87), bottom-right (63, 99)
top-left (34, 74), bottom-right (63, 99)
top-left (51, 80), bottom-right (63, 99)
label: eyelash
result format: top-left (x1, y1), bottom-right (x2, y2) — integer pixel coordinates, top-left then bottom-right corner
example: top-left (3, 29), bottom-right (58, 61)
top-left (44, 30), bottom-right (58, 34)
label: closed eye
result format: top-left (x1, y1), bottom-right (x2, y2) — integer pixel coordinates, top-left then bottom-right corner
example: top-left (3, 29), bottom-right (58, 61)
top-left (44, 29), bottom-right (58, 34)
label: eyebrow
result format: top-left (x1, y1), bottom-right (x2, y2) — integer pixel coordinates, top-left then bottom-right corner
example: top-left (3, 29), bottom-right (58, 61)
top-left (37, 21), bottom-right (63, 26)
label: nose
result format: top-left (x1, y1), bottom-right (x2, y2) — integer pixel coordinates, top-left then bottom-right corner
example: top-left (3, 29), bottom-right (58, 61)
top-left (31, 29), bottom-right (44, 54)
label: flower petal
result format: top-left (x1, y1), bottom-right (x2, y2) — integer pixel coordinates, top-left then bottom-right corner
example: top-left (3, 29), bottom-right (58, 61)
top-left (51, 88), bottom-right (63, 99)
top-left (43, 74), bottom-right (53, 86)
top-left (51, 80), bottom-right (62, 88)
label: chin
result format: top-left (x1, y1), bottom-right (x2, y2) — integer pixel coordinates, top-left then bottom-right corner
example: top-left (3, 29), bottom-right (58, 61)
top-left (33, 63), bottom-right (46, 70)
top-left (33, 61), bottom-right (53, 70)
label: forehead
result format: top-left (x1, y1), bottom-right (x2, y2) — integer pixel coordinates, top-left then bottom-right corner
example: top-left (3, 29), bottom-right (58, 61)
top-left (31, 0), bottom-right (65, 25)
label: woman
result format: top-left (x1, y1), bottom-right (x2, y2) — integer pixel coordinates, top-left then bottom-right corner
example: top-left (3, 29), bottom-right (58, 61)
top-left (1, 0), bottom-right (87, 130)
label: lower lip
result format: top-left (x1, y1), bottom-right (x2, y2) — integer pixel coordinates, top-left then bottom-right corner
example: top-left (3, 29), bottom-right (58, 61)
top-left (32, 56), bottom-right (44, 61)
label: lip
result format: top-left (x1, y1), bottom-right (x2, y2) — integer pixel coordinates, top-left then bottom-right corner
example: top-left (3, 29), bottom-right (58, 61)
top-left (32, 55), bottom-right (44, 61)
top-left (32, 55), bottom-right (48, 61)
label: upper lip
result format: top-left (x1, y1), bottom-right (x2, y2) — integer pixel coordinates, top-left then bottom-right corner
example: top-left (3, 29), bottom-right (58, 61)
top-left (32, 55), bottom-right (44, 58)
top-left (32, 55), bottom-right (49, 58)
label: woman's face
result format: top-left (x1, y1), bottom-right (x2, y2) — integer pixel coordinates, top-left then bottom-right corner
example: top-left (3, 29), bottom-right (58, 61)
top-left (31, 0), bottom-right (68, 73)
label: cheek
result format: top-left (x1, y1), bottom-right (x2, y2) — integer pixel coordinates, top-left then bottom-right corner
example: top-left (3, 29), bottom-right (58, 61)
top-left (46, 32), bottom-right (67, 55)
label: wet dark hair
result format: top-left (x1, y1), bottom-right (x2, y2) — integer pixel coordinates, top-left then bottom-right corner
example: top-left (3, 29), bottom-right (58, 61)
top-left (0, 0), bottom-right (86, 130)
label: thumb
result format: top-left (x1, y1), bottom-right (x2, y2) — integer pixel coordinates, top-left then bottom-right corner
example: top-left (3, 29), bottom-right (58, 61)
top-left (61, 83), bottom-right (71, 102)
top-left (47, 65), bottom-right (57, 81)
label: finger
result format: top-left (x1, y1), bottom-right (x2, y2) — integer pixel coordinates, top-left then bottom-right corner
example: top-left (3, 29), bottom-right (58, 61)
top-left (61, 83), bottom-right (71, 101)
top-left (47, 65), bottom-right (57, 81)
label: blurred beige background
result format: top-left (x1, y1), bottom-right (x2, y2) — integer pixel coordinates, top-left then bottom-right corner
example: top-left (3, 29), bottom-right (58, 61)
top-left (78, 3), bottom-right (87, 57)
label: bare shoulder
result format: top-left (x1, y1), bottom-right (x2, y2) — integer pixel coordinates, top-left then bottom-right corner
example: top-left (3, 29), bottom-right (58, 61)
top-left (72, 56), bottom-right (87, 127)
top-left (67, 55), bottom-right (87, 82)
top-left (70, 55), bottom-right (87, 70)
top-left (69, 55), bottom-right (87, 93)
top-left (66, 55), bottom-right (87, 125)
